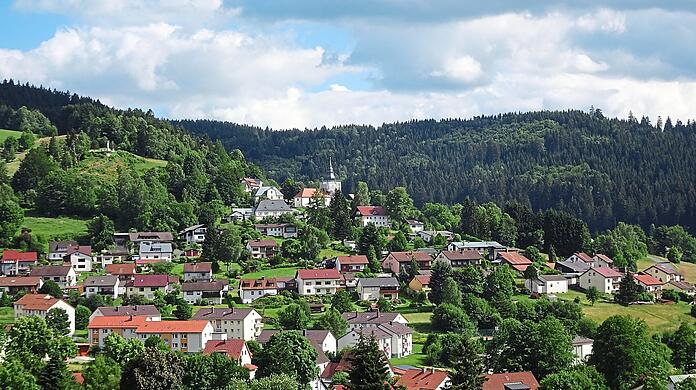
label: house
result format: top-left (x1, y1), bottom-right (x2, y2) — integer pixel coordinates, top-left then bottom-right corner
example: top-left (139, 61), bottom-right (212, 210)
top-left (447, 241), bottom-right (507, 260)
top-left (104, 263), bottom-right (137, 281)
top-left (0, 276), bottom-right (42, 297)
top-left (242, 177), bottom-right (263, 193)
top-left (84, 275), bottom-right (120, 299)
top-left (14, 293), bottom-right (76, 336)
top-left (226, 207), bottom-right (254, 222)
top-left (296, 269), bottom-right (342, 296)
top-left (182, 280), bottom-right (229, 304)
top-left (94, 250), bottom-right (129, 268)
top-left (633, 273), bottom-right (665, 296)
top-left (254, 186), bottom-right (284, 203)
top-left (395, 368), bottom-right (450, 390)
top-left (433, 251), bottom-right (482, 268)
top-left (417, 230), bottom-right (454, 244)
top-left (192, 307), bottom-right (263, 341)
top-left (138, 241), bottom-right (173, 261)
top-left (643, 262), bottom-right (684, 283)
top-left (87, 315), bottom-right (147, 348)
top-left (128, 231), bottom-right (174, 244)
top-left (254, 223), bottom-right (298, 238)
top-left (239, 277), bottom-right (280, 304)
top-left (1, 250), bottom-right (38, 275)
top-left (89, 305), bottom-right (161, 321)
top-left (135, 320), bottom-right (214, 353)
top-left (179, 224), bottom-right (207, 245)
top-left (65, 246), bottom-right (94, 273)
top-left (525, 274), bottom-right (568, 294)
top-left (406, 219), bottom-right (425, 233)
top-left (593, 254), bottom-right (614, 268)
top-left (555, 259), bottom-right (590, 279)
top-left (203, 339), bottom-right (254, 372)
top-left (663, 280), bottom-right (696, 296)
top-left (566, 252), bottom-right (594, 266)
top-left (496, 252), bottom-right (533, 273)
top-left (127, 275), bottom-right (178, 300)
top-left (254, 199), bottom-right (293, 219)
top-left (483, 372), bottom-right (539, 390)
top-left (356, 206), bottom-right (390, 227)
top-left (579, 267), bottom-right (623, 294)
top-left (356, 277), bottom-right (400, 301)
top-left (408, 275), bottom-right (431, 295)
top-left (572, 336), bottom-right (593, 364)
top-left (30, 265), bottom-right (77, 287)
top-left (183, 262), bottom-right (213, 282)
top-left (48, 240), bottom-right (79, 261)
top-left (668, 374), bottom-right (696, 390)
top-left (302, 330), bottom-right (337, 355)
top-left (293, 188), bottom-right (331, 208)
top-left (338, 322), bottom-right (413, 358)
top-left (342, 311), bottom-right (409, 331)
top-left (381, 251), bottom-right (432, 274)
top-left (246, 239), bottom-right (278, 259)
top-left (335, 255), bottom-right (369, 273)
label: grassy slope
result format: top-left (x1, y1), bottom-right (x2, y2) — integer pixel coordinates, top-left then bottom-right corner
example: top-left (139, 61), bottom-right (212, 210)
top-left (0, 128), bottom-right (21, 142)
top-left (20, 215), bottom-right (89, 241)
top-left (74, 150), bottom-right (167, 181)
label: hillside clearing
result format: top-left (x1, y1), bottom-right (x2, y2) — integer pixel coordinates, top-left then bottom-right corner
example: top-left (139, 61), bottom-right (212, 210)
top-left (20, 215), bottom-right (89, 242)
top-left (0, 128), bottom-right (21, 142)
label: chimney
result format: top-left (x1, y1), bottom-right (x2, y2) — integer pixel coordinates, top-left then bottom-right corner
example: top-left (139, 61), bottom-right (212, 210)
top-left (422, 367), bottom-right (426, 373)
top-left (376, 309), bottom-right (380, 317)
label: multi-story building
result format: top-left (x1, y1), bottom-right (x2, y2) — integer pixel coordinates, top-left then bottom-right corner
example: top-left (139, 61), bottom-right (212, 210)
top-left (14, 294), bottom-right (76, 335)
top-left (192, 307), bottom-right (263, 341)
top-left (296, 269), bottom-right (342, 296)
top-left (356, 206), bottom-right (390, 227)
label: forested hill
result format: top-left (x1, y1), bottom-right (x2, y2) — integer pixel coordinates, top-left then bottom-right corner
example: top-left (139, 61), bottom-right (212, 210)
top-left (176, 111), bottom-right (696, 233)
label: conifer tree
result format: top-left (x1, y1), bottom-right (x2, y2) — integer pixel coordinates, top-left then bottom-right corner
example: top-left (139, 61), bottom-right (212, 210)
top-left (348, 335), bottom-right (390, 390)
top-left (38, 355), bottom-right (74, 390)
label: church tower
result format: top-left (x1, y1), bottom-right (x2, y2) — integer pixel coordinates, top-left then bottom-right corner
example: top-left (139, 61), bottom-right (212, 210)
top-left (320, 157), bottom-right (342, 195)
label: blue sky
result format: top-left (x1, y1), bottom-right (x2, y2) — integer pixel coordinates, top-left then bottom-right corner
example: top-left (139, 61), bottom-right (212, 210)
top-left (1, 1), bottom-right (696, 129)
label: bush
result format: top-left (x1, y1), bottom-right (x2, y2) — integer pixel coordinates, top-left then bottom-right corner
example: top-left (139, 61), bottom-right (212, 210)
top-left (661, 289), bottom-right (680, 303)
top-left (691, 305), bottom-right (696, 318)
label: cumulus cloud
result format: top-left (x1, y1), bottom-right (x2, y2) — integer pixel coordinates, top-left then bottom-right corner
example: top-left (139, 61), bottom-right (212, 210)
top-left (2, 1), bottom-right (696, 128)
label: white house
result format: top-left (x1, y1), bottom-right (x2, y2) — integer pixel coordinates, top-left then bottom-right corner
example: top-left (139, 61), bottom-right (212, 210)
top-left (254, 200), bottom-right (294, 219)
top-left (182, 280), bottom-right (229, 304)
top-left (246, 239), bottom-right (278, 259)
top-left (338, 322), bottom-right (413, 358)
top-left (572, 336), bottom-right (593, 365)
top-left (579, 267), bottom-right (623, 294)
top-left (242, 177), bottom-right (262, 193)
top-left (47, 241), bottom-right (79, 261)
top-left (30, 265), bottom-right (77, 287)
top-left (633, 273), bottom-right (665, 296)
top-left (356, 277), bottom-right (400, 301)
top-left (356, 206), bottom-right (390, 227)
top-left (433, 251), bottom-right (482, 268)
top-left (183, 262), bottom-right (213, 282)
top-left (406, 219), bottom-right (424, 233)
top-left (254, 223), bottom-right (298, 238)
top-left (227, 208), bottom-right (254, 222)
top-left (192, 307), bottom-right (263, 341)
top-left (525, 274), bottom-right (568, 294)
top-left (339, 327), bottom-right (392, 357)
top-left (296, 269), bottom-right (342, 296)
top-left (342, 311), bottom-right (409, 332)
top-left (335, 255), bottom-right (369, 273)
top-left (14, 294), bottom-right (76, 336)
top-left (1, 250), bottom-right (38, 276)
top-left (126, 275), bottom-right (178, 300)
top-left (138, 241), bottom-right (173, 261)
top-left (293, 188), bottom-right (331, 208)
top-left (447, 241), bottom-right (506, 261)
top-left (566, 252), bottom-right (595, 266)
top-left (65, 246), bottom-right (94, 273)
top-left (417, 230), bottom-right (454, 243)
top-left (254, 186), bottom-right (284, 203)
top-left (84, 275), bottom-right (120, 299)
top-left (239, 277), bottom-right (280, 304)
top-left (180, 224), bottom-right (207, 245)
top-left (135, 320), bottom-right (215, 353)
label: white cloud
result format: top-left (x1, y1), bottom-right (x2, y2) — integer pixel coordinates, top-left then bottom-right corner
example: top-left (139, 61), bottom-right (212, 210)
top-left (432, 56), bottom-right (483, 82)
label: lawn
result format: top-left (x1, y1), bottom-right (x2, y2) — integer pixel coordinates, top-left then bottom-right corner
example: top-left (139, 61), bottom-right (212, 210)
top-left (20, 215), bottom-right (89, 242)
top-left (0, 128), bottom-right (21, 142)
top-left (319, 247), bottom-right (349, 259)
top-left (74, 150), bottom-right (167, 181)
top-left (637, 255), bottom-right (696, 283)
top-left (390, 343), bottom-right (427, 367)
top-left (0, 307), bottom-right (14, 325)
top-left (402, 311), bottom-right (434, 334)
top-left (241, 267), bottom-right (299, 279)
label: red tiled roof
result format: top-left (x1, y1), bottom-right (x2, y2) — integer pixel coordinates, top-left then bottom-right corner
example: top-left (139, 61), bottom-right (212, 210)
top-left (439, 250), bottom-right (482, 260)
top-left (203, 339), bottom-right (247, 359)
top-left (483, 371), bottom-right (539, 390)
top-left (105, 263), bottom-right (136, 275)
top-left (132, 274), bottom-right (174, 287)
top-left (1, 250), bottom-right (38, 262)
top-left (247, 239), bottom-right (278, 248)
top-left (136, 320), bottom-right (210, 333)
top-left (388, 251), bottom-right (432, 262)
top-left (73, 373), bottom-right (84, 385)
top-left (88, 315), bottom-right (147, 329)
top-left (574, 252), bottom-right (594, 263)
top-left (413, 275), bottom-right (431, 286)
top-left (297, 269), bottom-right (341, 280)
top-left (14, 294), bottom-right (61, 311)
top-left (294, 188), bottom-right (329, 198)
top-left (0, 276), bottom-right (42, 287)
top-left (183, 262), bottom-right (212, 273)
top-left (587, 267), bottom-right (623, 278)
top-left (498, 252), bottom-right (533, 265)
top-left (337, 255), bottom-right (369, 265)
top-left (633, 273), bottom-right (665, 286)
top-left (240, 278), bottom-right (278, 290)
top-left (356, 206), bottom-right (387, 217)
top-left (396, 369), bottom-right (449, 390)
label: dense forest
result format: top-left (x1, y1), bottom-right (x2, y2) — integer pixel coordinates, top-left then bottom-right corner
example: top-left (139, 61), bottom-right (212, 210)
top-left (177, 111), bottom-right (696, 234)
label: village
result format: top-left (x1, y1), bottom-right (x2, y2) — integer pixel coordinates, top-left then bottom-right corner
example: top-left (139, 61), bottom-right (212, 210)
top-left (1, 161), bottom-right (694, 390)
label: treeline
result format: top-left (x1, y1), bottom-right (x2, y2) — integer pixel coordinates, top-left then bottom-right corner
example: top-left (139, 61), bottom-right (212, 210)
top-left (176, 109), bottom-right (696, 234)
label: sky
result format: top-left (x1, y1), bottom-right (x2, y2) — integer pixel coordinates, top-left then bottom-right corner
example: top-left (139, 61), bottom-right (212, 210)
top-left (1, 1), bottom-right (696, 129)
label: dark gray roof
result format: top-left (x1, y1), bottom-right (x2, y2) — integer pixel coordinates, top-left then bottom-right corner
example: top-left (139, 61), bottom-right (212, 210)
top-left (192, 307), bottom-right (257, 320)
top-left (84, 275), bottom-right (119, 287)
top-left (556, 259), bottom-right (590, 273)
top-left (379, 322), bottom-right (413, 336)
top-left (538, 274), bottom-right (568, 282)
top-left (95, 305), bottom-right (160, 317)
top-left (181, 280), bottom-right (228, 292)
top-left (357, 277), bottom-right (400, 288)
top-left (48, 241), bottom-right (78, 253)
top-left (256, 199), bottom-right (292, 212)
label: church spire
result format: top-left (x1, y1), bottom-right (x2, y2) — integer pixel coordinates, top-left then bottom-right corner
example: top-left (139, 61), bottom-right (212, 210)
top-left (328, 156), bottom-right (335, 180)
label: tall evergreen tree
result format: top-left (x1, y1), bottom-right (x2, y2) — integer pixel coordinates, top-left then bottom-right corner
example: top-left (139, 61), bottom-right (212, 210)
top-left (348, 335), bottom-right (390, 390)
top-left (429, 260), bottom-right (453, 305)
